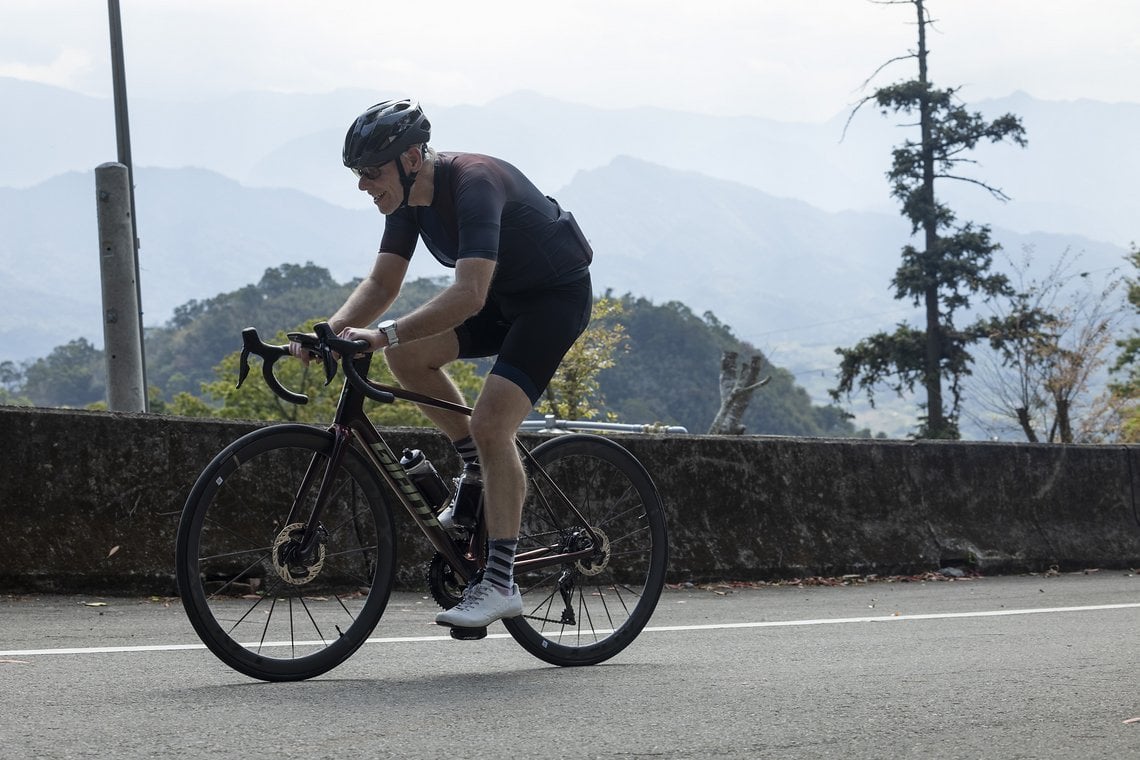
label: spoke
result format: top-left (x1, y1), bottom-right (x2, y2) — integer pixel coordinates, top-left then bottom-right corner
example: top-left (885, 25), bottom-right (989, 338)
top-left (523, 584), bottom-right (560, 625)
top-left (323, 545), bottom-right (380, 589)
top-left (298, 595), bottom-right (328, 646)
top-left (595, 503), bottom-right (647, 532)
top-left (223, 590), bottom-right (270, 635)
top-left (608, 522), bottom-right (651, 548)
top-left (200, 513), bottom-right (277, 557)
top-left (587, 490), bottom-right (641, 527)
top-left (198, 545), bottom-right (274, 563)
top-left (608, 546), bottom-right (652, 561)
top-left (592, 582), bottom-right (617, 630)
top-left (258, 596), bottom-right (277, 654)
top-left (322, 543), bottom-right (379, 561)
top-left (204, 550), bottom-right (273, 602)
top-left (608, 582), bottom-right (633, 617)
top-left (334, 593), bottom-right (358, 621)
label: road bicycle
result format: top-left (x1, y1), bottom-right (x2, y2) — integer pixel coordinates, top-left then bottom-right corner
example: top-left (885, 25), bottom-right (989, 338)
top-left (175, 323), bottom-right (669, 681)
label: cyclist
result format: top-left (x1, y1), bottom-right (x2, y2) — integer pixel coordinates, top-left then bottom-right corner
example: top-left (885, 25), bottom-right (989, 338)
top-left (290, 99), bottom-right (593, 629)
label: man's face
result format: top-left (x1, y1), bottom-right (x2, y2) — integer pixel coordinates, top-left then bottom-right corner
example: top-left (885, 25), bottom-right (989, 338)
top-left (353, 162), bottom-right (401, 214)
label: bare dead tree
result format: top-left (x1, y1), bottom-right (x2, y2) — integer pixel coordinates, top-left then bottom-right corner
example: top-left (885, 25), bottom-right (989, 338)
top-left (968, 247), bottom-right (1126, 442)
top-left (708, 351), bottom-right (770, 435)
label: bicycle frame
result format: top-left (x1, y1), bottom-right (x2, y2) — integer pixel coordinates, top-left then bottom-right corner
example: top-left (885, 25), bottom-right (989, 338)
top-left (277, 348), bottom-right (600, 589)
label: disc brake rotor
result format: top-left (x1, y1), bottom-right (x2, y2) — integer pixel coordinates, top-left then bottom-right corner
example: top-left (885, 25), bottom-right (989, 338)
top-left (271, 522), bottom-right (327, 585)
top-left (575, 527), bottom-right (611, 577)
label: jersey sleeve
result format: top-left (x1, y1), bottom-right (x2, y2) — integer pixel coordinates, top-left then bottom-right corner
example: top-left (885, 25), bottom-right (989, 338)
top-left (453, 166), bottom-right (507, 262)
top-left (378, 207), bottom-right (419, 260)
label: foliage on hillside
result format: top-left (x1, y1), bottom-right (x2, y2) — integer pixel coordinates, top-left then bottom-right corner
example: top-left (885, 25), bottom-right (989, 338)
top-left (144, 262), bottom-right (448, 400)
top-left (597, 295), bottom-right (861, 436)
top-left (8, 263), bottom-right (864, 436)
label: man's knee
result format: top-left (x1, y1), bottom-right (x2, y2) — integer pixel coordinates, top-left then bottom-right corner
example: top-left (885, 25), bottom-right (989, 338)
top-left (468, 408), bottom-right (512, 452)
top-left (383, 343), bottom-right (426, 377)
top-left (469, 376), bottom-right (534, 451)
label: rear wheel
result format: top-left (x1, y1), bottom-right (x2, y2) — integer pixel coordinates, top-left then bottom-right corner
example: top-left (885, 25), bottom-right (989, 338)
top-left (175, 425), bottom-right (396, 681)
top-left (503, 434), bottom-right (668, 666)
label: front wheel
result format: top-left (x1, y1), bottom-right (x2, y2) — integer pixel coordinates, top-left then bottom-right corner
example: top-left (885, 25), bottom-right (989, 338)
top-left (175, 425), bottom-right (397, 681)
top-left (503, 434), bottom-right (668, 666)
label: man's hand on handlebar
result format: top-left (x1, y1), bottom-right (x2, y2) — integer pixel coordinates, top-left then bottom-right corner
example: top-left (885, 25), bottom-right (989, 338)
top-left (338, 327), bottom-right (384, 352)
top-left (287, 325), bottom-right (381, 366)
top-left (287, 332), bottom-right (322, 365)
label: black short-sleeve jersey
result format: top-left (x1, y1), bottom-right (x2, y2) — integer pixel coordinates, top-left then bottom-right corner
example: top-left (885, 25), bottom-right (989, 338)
top-left (378, 152), bottom-right (592, 294)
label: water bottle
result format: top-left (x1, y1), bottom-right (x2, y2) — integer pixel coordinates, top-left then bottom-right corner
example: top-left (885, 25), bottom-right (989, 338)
top-left (450, 465), bottom-right (484, 528)
top-left (400, 449), bottom-right (449, 508)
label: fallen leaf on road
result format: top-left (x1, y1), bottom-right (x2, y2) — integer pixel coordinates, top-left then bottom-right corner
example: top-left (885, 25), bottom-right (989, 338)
top-left (83, 601), bottom-right (108, 607)
top-left (107, 545), bottom-right (120, 558)
top-left (0, 659), bottom-right (30, 665)
top-left (1123, 716), bottom-right (1140, 725)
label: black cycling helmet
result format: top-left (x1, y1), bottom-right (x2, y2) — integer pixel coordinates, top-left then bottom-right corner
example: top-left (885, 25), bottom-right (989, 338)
top-left (342, 99), bottom-right (431, 169)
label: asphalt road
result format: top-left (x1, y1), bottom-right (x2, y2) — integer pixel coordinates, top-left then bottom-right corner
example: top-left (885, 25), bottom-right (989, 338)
top-left (2, 572), bottom-right (1138, 760)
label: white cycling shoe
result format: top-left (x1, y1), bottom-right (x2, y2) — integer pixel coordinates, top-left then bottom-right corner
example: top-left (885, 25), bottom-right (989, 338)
top-left (436, 579), bottom-right (523, 628)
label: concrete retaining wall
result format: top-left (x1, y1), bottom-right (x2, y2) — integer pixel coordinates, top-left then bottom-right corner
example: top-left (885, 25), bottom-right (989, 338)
top-left (2, 406), bottom-right (1139, 594)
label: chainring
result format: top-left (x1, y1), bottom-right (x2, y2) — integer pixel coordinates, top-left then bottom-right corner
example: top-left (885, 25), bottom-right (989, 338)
top-left (427, 544), bottom-right (471, 610)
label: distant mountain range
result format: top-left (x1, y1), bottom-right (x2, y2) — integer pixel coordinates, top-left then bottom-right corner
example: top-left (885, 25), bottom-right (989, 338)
top-left (2, 78), bottom-right (1135, 435)
top-left (4, 78), bottom-right (1137, 246)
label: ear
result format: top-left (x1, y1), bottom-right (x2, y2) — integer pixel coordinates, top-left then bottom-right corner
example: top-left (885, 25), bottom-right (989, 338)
top-left (402, 145), bottom-right (425, 172)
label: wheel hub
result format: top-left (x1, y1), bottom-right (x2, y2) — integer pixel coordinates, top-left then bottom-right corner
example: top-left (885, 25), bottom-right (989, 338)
top-left (575, 527), bottom-right (611, 577)
top-left (271, 522), bottom-right (327, 585)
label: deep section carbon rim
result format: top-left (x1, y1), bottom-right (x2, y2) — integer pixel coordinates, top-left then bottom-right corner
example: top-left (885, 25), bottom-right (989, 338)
top-left (175, 426), bottom-right (396, 681)
top-left (503, 434), bottom-right (668, 666)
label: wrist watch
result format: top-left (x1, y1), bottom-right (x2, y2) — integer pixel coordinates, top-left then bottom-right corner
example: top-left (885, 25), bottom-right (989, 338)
top-left (377, 319), bottom-right (399, 348)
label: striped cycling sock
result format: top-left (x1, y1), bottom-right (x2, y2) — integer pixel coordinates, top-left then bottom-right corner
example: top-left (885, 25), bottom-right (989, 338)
top-left (485, 538), bottom-right (518, 591)
top-left (452, 435), bottom-right (480, 472)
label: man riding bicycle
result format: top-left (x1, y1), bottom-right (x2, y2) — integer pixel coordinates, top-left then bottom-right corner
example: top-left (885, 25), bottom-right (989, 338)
top-left (290, 99), bottom-right (593, 629)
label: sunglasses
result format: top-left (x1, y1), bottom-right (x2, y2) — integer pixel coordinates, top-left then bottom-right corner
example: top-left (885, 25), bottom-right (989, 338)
top-left (350, 165), bottom-right (385, 181)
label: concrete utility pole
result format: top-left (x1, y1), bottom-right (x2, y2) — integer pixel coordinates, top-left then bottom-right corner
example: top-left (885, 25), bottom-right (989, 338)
top-left (102, 0), bottom-right (148, 411)
top-left (96, 163), bottom-right (146, 411)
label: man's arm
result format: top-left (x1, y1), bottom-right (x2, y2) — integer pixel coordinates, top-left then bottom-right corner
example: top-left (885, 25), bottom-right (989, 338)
top-left (328, 252), bottom-right (410, 332)
top-left (339, 257), bottom-right (495, 351)
top-left (393, 257), bottom-right (494, 343)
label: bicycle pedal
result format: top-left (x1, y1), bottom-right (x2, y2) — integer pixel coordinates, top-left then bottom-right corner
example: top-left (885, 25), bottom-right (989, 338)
top-left (449, 625), bottom-right (488, 641)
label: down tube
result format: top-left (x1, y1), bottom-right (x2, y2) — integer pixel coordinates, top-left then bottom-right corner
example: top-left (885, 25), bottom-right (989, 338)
top-left (348, 423), bottom-right (469, 567)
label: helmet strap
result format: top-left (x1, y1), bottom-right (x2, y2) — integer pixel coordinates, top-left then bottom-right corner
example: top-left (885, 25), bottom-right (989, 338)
top-left (394, 161), bottom-right (417, 209)
top-left (394, 146), bottom-right (427, 209)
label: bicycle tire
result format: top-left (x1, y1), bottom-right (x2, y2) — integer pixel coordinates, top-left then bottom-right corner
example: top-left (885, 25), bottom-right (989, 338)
top-left (502, 434), bottom-right (668, 666)
top-left (175, 425), bottom-right (397, 681)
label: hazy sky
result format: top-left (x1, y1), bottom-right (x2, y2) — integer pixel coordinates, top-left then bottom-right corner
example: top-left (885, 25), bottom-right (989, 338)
top-left (3, 0), bottom-right (1138, 122)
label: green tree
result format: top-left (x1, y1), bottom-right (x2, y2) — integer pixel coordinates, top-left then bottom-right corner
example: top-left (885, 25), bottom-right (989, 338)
top-left (147, 265), bottom-right (448, 402)
top-left (539, 295), bottom-right (629, 420)
top-left (1109, 244), bottom-right (1140, 440)
top-left (832, 0), bottom-right (1027, 439)
top-left (0, 360), bottom-right (31, 406)
top-left (21, 338), bottom-right (106, 407)
top-left (597, 296), bottom-right (860, 436)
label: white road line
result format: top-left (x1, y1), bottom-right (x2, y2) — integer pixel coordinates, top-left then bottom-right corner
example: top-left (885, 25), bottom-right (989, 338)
top-left (643, 602), bottom-right (1140, 633)
top-left (2, 602), bottom-right (1138, 658)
